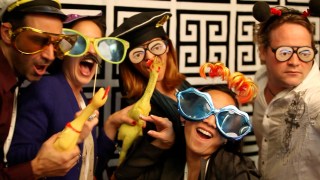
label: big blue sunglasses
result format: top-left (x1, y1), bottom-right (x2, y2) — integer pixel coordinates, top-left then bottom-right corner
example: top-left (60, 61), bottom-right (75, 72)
top-left (176, 87), bottom-right (252, 140)
top-left (63, 28), bottom-right (130, 64)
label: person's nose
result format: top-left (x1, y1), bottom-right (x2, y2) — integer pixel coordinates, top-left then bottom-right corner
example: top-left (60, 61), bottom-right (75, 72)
top-left (87, 40), bottom-right (97, 55)
top-left (203, 115), bottom-right (217, 128)
top-left (287, 52), bottom-right (301, 66)
top-left (144, 49), bottom-right (155, 60)
top-left (41, 44), bottom-right (55, 62)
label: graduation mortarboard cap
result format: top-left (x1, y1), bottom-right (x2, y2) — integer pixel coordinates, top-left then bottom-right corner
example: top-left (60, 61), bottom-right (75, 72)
top-left (0, 0), bottom-right (66, 22)
top-left (110, 11), bottom-right (172, 47)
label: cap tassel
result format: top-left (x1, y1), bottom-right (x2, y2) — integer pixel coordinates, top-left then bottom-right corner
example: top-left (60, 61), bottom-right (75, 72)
top-left (156, 15), bottom-right (170, 28)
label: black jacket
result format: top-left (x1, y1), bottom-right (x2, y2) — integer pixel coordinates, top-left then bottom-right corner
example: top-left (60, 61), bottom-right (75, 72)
top-left (115, 138), bottom-right (261, 180)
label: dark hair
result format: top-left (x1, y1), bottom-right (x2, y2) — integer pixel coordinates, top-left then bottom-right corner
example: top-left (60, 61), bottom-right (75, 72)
top-left (254, 6), bottom-right (316, 50)
top-left (2, 12), bottom-right (25, 30)
top-left (199, 84), bottom-right (243, 153)
top-left (199, 84), bottom-right (239, 108)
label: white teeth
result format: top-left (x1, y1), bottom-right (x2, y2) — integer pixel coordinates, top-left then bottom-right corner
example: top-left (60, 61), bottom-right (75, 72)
top-left (83, 59), bottom-right (94, 64)
top-left (197, 128), bottom-right (212, 138)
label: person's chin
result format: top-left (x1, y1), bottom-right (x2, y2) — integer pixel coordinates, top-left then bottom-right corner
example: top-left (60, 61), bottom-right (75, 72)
top-left (27, 73), bottom-right (42, 82)
top-left (283, 79), bottom-right (303, 88)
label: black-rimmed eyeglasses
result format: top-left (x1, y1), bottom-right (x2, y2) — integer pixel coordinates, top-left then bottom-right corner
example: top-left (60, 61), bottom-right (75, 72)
top-left (271, 46), bottom-right (317, 62)
top-left (128, 39), bottom-right (168, 63)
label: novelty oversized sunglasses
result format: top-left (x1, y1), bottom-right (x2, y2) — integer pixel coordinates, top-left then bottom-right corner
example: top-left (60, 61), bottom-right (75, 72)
top-left (63, 28), bottom-right (130, 64)
top-left (9, 27), bottom-right (77, 59)
top-left (271, 46), bottom-right (316, 62)
top-left (128, 39), bottom-right (168, 64)
top-left (176, 87), bottom-right (252, 140)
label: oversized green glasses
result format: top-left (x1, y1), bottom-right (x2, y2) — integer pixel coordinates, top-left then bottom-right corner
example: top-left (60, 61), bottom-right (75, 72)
top-left (63, 28), bottom-right (130, 64)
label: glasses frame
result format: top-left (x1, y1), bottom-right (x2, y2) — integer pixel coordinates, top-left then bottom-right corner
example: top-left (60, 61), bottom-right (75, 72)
top-left (271, 46), bottom-right (316, 62)
top-left (176, 87), bottom-right (252, 140)
top-left (9, 26), bottom-right (77, 58)
top-left (63, 28), bottom-right (130, 64)
top-left (129, 39), bottom-right (169, 63)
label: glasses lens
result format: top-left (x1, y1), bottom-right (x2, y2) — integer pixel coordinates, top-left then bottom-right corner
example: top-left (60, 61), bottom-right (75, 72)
top-left (54, 35), bottom-right (78, 59)
top-left (178, 91), bottom-right (212, 120)
top-left (275, 46), bottom-right (293, 61)
top-left (297, 47), bottom-right (314, 62)
top-left (148, 40), bottom-right (167, 55)
top-left (216, 110), bottom-right (250, 139)
top-left (14, 29), bottom-right (51, 54)
top-left (58, 35), bottom-right (77, 53)
top-left (63, 29), bottom-right (87, 56)
top-left (129, 47), bottom-right (145, 63)
top-left (97, 38), bottom-right (126, 63)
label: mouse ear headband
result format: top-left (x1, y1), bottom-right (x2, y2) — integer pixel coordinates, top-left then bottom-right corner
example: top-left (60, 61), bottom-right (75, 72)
top-left (199, 62), bottom-right (258, 104)
top-left (252, 1), bottom-right (317, 22)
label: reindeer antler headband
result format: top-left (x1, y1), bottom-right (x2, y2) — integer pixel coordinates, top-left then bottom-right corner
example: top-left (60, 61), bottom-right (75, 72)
top-left (199, 62), bottom-right (258, 104)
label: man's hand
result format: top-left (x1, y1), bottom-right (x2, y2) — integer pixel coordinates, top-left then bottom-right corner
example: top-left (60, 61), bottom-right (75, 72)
top-left (140, 115), bottom-right (175, 149)
top-left (31, 133), bottom-right (80, 178)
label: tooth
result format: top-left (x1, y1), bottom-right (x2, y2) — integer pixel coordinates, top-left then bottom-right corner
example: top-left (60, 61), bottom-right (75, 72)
top-left (83, 59), bottom-right (94, 63)
top-left (198, 128), bottom-right (212, 137)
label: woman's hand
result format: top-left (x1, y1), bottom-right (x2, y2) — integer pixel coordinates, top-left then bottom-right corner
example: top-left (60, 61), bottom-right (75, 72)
top-left (104, 105), bottom-right (137, 140)
top-left (140, 115), bottom-right (175, 149)
top-left (78, 110), bottom-right (99, 143)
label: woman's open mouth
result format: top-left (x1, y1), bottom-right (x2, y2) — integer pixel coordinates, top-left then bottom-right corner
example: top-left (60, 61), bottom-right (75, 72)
top-left (79, 58), bottom-right (96, 76)
top-left (196, 128), bottom-right (213, 139)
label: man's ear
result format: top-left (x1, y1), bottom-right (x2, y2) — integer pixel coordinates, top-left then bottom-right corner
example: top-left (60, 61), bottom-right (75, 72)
top-left (0, 23), bottom-right (12, 44)
top-left (258, 45), bottom-right (267, 64)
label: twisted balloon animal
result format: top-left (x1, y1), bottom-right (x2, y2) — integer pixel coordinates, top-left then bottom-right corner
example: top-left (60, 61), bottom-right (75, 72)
top-left (199, 62), bottom-right (258, 104)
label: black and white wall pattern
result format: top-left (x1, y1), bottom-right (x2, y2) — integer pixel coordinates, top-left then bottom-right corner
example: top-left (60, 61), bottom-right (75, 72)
top-left (60, 0), bottom-right (320, 167)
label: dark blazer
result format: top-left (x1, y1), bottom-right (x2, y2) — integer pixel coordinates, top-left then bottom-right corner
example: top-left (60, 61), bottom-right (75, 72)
top-left (7, 72), bottom-right (96, 180)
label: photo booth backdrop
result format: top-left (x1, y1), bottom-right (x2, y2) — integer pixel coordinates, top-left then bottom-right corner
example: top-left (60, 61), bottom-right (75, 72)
top-left (60, 0), bottom-right (320, 169)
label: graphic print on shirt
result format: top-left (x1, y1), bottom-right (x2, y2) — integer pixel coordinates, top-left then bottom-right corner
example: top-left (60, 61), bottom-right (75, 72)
top-left (281, 90), bottom-right (307, 163)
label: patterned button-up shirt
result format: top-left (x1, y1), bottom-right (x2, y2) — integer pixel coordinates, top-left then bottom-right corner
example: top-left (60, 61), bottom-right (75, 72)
top-left (253, 63), bottom-right (320, 180)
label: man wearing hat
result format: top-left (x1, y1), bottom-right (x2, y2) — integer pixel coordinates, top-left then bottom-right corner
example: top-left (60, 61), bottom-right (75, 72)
top-left (7, 11), bottom-right (129, 180)
top-left (0, 0), bottom-right (81, 179)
